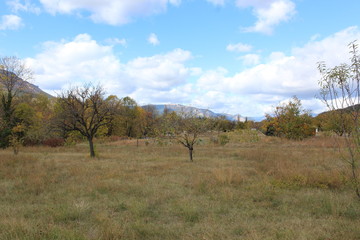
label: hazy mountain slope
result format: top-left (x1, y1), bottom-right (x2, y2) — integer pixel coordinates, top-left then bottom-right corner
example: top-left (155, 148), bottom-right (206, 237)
top-left (143, 104), bottom-right (246, 121)
top-left (0, 70), bottom-right (52, 98)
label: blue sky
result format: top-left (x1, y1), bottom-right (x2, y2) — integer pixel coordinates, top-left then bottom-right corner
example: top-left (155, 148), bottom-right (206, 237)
top-left (1, 0), bottom-right (360, 118)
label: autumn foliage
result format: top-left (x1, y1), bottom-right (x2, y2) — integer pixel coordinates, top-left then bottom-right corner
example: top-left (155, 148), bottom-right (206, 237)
top-left (263, 96), bottom-right (315, 140)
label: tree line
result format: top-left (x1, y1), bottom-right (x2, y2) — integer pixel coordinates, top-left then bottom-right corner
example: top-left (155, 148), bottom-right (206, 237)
top-left (0, 58), bottom-right (247, 159)
top-left (0, 56), bottom-right (358, 158)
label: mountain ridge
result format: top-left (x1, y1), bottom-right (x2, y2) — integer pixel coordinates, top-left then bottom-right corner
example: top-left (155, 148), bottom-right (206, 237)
top-left (0, 70), bottom-right (52, 98)
top-left (142, 104), bottom-right (247, 122)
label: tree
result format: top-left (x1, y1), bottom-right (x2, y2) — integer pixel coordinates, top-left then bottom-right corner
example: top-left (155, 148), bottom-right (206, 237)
top-left (318, 41), bottom-right (360, 199)
top-left (0, 56), bottom-right (33, 148)
top-left (176, 117), bottom-right (209, 161)
top-left (263, 96), bottom-right (315, 140)
top-left (315, 110), bottom-right (353, 136)
top-left (158, 110), bottom-right (209, 162)
top-left (56, 84), bottom-right (114, 157)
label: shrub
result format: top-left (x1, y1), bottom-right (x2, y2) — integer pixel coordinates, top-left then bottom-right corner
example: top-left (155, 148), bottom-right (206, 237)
top-left (42, 138), bottom-right (65, 147)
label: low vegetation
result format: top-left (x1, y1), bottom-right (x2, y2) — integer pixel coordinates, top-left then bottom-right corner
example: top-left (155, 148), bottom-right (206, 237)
top-left (1, 42), bottom-right (360, 240)
top-left (0, 133), bottom-right (359, 240)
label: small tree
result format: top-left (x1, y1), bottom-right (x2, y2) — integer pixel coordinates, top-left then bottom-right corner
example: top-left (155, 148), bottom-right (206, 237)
top-left (176, 117), bottom-right (209, 161)
top-left (318, 41), bottom-right (360, 199)
top-left (263, 96), bottom-right (315, 140)
top-left (0, 56), bottom-right (33, 148)
top-left (159, 110), bottom-right (209, 162)
top-left (56, 84), bottom-right (114, 157)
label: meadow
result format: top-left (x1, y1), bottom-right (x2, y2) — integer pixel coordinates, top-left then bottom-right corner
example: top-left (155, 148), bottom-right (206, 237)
top-left (0, 132), bottom-right (359, 240)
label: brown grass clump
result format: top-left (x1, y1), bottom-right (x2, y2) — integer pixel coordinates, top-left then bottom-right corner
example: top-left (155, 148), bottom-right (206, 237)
top-left (0, 134), bottom-right (359, 239)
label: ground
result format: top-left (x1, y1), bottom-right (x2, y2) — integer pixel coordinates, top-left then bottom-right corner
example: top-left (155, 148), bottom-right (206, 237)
top-left (0, 133), bottom-right (359, 239)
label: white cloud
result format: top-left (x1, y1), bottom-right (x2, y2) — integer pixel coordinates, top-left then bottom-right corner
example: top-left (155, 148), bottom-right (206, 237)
top-left (7, 0), bottom-right (41, 14)
top-left (25, 27), bottom-right (360, 118)
top-left (237, 0), bottom-right (296, 34)
top-left (125, 48), bottom-right (193, 90)
top-left (238, 54), bottom-right (261, 65)
top-left (195, 26), bottom-right (360, 116)
top-left (0, 14), bottom-right (23, 30)
top-left (206, 0), bottom-right (226, 6)
top-left (26, 34), bottom-right (195, 101)
top-left (148, 33), bottom-right (160, 46)
top-left (226, 42), bottom-right (252, 52)
top-left (39, 0), bottom-right (180, 25)
top-left (26, 34), bottom-right (123, 92)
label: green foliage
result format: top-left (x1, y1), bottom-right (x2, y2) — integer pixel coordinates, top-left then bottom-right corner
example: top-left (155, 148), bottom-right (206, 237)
top-left (212, 116), bottom-right (235, 132)
top-left (263, 96), bottom-right (315, 140)
top-left (316, 110), bottom-right (354, 136)
top-left (0, 56), bottom-right (33, 149)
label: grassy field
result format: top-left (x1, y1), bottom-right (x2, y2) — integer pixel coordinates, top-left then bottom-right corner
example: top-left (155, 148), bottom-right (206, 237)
top-left (0, 132), bottom-right (360, 239)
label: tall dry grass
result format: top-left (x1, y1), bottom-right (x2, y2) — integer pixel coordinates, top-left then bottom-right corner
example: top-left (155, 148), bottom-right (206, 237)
top-left (0, 133), bottom-right (359, 239)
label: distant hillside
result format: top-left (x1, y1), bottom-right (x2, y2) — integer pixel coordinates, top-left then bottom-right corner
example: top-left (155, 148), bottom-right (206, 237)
top-left (0, 70), bottom-right (52, 98)
top-left (316, 104), bottom-right (360, 118)
top-left (142, 104), bottom-right (246, 122)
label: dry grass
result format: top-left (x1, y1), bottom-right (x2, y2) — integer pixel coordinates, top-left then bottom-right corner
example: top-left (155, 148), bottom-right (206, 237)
top-left (0, 134), bottom-right (359, 239)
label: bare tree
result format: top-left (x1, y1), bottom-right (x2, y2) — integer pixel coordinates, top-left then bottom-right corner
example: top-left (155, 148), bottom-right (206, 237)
top-left (57, 84), bottom-right (114, 157)
top-left (318, 41), bottom-right (360, 199)
top-left (159, 109), bottom-right (209, 162)
top-left (0, 56), bottom-right (33, 148)
top-left (176, 117), bottom-right (209, 161)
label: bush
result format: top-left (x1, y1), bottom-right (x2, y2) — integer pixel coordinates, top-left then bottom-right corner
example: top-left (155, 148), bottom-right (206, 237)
top-left (42, 138), bottom-right (65, 147)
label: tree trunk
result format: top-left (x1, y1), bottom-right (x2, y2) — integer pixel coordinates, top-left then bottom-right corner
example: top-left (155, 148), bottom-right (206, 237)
top-left (188, 147), bottom-right (193, 162)
top-left (88, 136), bottom-right (95, 157)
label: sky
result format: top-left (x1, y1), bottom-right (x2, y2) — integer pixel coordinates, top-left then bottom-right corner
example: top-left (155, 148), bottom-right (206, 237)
top-left (1, 0), bottom-right (360, 118)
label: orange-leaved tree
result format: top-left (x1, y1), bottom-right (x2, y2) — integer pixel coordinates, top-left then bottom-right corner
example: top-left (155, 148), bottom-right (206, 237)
top-left (263, 96), bottom-right (315, 140)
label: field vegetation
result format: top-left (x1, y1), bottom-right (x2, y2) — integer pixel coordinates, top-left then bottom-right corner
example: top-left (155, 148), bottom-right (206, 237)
top-left (1, 132), bottom-right (359, 240)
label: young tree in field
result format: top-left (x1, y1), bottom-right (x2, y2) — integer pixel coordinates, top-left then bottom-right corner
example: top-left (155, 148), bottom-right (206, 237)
top-left (318, 41), bottom-right (360, 199)
top-left (56, 84), bottom-right (114, 157)
top-left (0, 56), bottom-right (33, 148)
top-left (159, 110), bottom-right (209, 162)
top-left (176, 117), bottom-right (209, 161)
top-left (263, 96), bottom-right (315, 140)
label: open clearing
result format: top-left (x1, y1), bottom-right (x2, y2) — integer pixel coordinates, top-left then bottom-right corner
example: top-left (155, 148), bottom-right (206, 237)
top-left (0, 135), bottom-right (359, 240)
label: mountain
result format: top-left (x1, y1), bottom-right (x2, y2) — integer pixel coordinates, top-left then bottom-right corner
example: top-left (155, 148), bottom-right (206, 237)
top-left (142, 104), bottom-right (247, 122)
top-left (0, 70), bottom-right (52, 98)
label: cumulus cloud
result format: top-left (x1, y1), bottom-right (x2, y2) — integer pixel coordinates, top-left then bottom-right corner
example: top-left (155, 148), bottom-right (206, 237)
top-left (226, 42), bottom-right (252, 52)
top-left (38, 0), bottom-right (180, 25)
top-left (25, 27), bottom-right (360, 117)
top-left (125, 48), bottom-right (193, 91)
top-left (195, 26), bottom-right (360, 116)
top-left (237, 0), bottom-right (296, 34)
top-left (0, 14), bottom-right (23, 30)
top-left (26, 34), bottom-right (123, 93)
top-left (148, 33), bottom-right (160, 46)
top-left (26, 34), bottom-right (195, 101)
